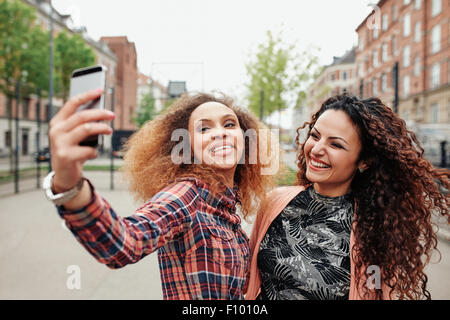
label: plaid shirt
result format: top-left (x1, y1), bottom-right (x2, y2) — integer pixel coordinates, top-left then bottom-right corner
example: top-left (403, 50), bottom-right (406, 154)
top-left (57, 177), bottom-right (250, 300)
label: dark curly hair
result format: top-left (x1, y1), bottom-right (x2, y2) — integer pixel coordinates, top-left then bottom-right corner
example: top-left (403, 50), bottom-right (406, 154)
top-left (295, 94), bottom-right (449, 299)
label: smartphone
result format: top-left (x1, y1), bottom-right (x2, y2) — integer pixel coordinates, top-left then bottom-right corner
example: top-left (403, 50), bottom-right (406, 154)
top-left (69, 65), bottom-right (107, 147)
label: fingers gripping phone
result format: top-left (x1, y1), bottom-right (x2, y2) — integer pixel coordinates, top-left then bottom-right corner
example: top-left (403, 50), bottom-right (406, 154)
top-left (69, 65), bottom-right (107, 147)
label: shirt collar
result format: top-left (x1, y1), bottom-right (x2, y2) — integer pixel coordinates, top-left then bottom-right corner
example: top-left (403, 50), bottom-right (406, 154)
top-left (174, 176), bottom-right (239, 212)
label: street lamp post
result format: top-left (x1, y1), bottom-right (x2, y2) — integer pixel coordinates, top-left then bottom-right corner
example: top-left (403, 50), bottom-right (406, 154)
top-left (48, 0), bottom-right (54, 172)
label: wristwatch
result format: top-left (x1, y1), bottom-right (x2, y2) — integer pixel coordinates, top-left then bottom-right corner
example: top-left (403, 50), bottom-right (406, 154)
top-left (43, 171), bottom-right (85, 206)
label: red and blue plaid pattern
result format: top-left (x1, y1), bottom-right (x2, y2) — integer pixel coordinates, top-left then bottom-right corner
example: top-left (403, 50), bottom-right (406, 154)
top-left (57, 177), bottom-right (250, 300)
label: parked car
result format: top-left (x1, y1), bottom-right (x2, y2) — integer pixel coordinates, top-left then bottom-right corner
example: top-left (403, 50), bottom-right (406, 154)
top-left (34, 147), bottom-right (50, 163)
top-left (112, 150), bottom-right (124, 159)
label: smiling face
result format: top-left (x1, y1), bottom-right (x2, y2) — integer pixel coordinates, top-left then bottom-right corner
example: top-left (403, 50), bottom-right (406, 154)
top-left (304, 109), bottom-right (367, 197)
top-left (188, 102), bottom-right (244, 182)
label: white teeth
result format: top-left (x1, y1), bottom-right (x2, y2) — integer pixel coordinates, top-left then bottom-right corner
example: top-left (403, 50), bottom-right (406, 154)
top-left (212, 145), bottom-right (232, 153)
top-left (311, 159), bottom-right (330, 168)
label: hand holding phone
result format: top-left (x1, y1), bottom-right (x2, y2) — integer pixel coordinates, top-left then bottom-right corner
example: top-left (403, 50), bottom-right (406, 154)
top-left (69, 65), bottom-right (107, 147)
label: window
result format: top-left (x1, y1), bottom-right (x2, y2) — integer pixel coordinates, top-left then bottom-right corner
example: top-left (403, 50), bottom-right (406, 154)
top-left (373, 27), bottom-right (379, 40)
top-left (391, 35), bottom-right (397, 55)
top-left (414, 0), bottom-right (421, 9)
top-left (404, 0), bottom-right (411, 5)
top-left (431, 103), bottom-right (438, 123)
top-left (358, 36), bottom-right (364, 51)
top-left (392, 5), bottom-right (398, 22)
top-left (373, 78), bottom-right (378, 95)
top-left (414, 56), bottom-right (421, 76)
top-left (358, 62), bottom-right (364, 77)
top-left (382, 43), bottom-right (388, 62)
top-left (23, 98), bottom-right (30, 119)
top-left (381, 73), bottom-right (388, 92)
top-left (5, 131), bottom-right (11, 148)
top-left (382, 14), bottom-right (388, 31)
top-left (343, 71), bottom-right (347, 80)
top-left (430, 63), bottom-right (440, 88)
top-left (403, 45), bottom-right (411, 67)
top-left (403, 75), bottom-right (410, 98)
top-left (403, 109), bottom-right (409, 120)
top-left (403, 13), bottom-right (411, 37)
top-left (331, 73), bottom-right (335, 81)
top-left (373, 50), bottom-right (379, 68)
top-left (414, 22), bottom-right (421, 42)
top-left (431, 25), bottom-right (441, 53)
top-left (431, 0), bottom-right (441, 17)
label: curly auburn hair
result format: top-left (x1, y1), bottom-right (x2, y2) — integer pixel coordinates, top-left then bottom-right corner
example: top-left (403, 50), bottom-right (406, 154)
top-left (295, 94), bottom-right (449, 300)
top-left (120, 92), bottom-right (275, 219)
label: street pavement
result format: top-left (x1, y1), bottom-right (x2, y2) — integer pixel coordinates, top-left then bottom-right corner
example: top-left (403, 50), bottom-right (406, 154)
top-left (0, 152), bottom-right (448, 299)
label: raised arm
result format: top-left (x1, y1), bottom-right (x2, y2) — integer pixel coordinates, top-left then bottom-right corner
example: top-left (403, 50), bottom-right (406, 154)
top-left (48, 88), bottom-right (115, 210)
top-left (58, 180), bottom-right (200, 268)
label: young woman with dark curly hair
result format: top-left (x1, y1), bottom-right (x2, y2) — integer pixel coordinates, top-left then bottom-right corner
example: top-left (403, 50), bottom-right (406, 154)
top-left (45, 89), bottom-right (275, 300)
top-left (246, 94), bottom-right (449, 300)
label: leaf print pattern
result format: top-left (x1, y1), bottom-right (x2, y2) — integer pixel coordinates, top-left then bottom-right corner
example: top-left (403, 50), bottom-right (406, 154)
top-left (258, 186), bottom-right (354, 300)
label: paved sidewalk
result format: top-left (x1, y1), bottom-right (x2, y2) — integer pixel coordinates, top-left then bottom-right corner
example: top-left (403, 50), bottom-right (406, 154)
top-left (0, 168), bottom-right (448, 299)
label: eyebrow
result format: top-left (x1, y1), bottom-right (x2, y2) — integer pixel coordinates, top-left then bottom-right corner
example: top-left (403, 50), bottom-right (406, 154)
top-left (197, 114), bottom-right (238, 123)
top-left (312, 127), bottom-right (349, 145)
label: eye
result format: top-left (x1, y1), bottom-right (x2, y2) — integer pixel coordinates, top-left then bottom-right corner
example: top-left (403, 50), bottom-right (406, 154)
top-left (198, 126), bottom-right (209, 133)
top-left (225, 121), bottom-right (236, 128)
top-left (310, 132), bottom-right (319, 140)
top-left (331, 142), bottom-right (343, 149)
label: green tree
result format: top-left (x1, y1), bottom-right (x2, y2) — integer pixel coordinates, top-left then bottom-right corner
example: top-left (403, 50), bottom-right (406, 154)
top-left (133, 91), bottom-right (158, 128)
top-left (0, 0), bottom-right (39, 92)
top-left (245, 30), bottom-right (320, 120)
top-left (0, 0), bottom-right (51, 172)
top-left (54, 31), bottom-right (95, 102)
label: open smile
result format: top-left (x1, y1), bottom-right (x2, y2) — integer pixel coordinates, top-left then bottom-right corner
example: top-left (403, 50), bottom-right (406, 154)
top-left (308, 156), bottom-right (331, 170)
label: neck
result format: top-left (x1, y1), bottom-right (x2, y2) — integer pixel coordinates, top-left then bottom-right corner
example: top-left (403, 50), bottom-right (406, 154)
top-left (217, 166), bottom-right (236, 189)
top-left (313, 181), bottom-right (351, 198)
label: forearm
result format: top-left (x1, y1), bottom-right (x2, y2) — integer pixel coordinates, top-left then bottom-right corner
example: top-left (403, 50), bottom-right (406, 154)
top-left (54, 179), bottom-right (92, 211)
top-left (57, 181), bottom-right (193, 268)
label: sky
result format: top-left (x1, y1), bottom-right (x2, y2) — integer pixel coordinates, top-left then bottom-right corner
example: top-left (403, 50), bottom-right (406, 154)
top-left (52, 0), bottom-right (375, 128)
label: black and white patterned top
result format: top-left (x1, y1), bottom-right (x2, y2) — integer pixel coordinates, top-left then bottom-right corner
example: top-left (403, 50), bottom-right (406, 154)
top-left (257, 186), bottom-right (354, 300)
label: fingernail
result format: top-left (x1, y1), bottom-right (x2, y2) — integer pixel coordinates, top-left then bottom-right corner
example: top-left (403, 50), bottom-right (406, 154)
top-left (107, 111), bottom-right (115, 118)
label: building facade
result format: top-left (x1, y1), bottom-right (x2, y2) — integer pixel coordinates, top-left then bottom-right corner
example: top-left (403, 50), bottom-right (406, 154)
top-left (137, 73), bottom-right (168, 113)
top-left (100, 36), bottom-right (138, 132)
top-left (355, 0), bottom-right (449, 166)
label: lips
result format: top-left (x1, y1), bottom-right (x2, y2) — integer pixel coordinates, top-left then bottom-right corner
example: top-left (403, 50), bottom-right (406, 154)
top-left (309, 156), bottom-right (331, 169)
top-left (210, 143), bottom-right (235, 155)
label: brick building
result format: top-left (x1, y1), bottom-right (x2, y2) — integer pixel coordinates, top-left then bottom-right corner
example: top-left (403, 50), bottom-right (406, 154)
top-left (100, 36), bottom-right (138, 132)
top-left (356, 0), bottom-right (449, 121)
top-left (355, 0), bottom-right (449, 165)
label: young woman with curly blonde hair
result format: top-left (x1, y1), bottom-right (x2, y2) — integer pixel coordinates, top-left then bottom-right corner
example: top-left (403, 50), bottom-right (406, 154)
top-left (246, 94), bottom-right (449, 300)
top-left (46, 89), bottom-right (275, 300)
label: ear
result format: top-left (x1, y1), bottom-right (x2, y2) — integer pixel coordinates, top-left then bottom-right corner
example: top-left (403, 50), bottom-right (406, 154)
top-left (357, 160), bottom-right (370, 173)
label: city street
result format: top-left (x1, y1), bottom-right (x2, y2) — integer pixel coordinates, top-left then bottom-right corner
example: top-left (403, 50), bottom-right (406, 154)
top-left (0, 155), bottom-right (449, 299)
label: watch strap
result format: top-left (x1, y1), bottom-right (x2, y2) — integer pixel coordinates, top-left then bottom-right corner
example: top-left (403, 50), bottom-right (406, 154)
top-left (43, 171), bottom-right (85, 206)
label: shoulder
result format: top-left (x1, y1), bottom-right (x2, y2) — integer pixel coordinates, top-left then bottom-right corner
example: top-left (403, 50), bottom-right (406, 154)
top-left (265, 185), bottom-right (307, 204)
top-left (255, 185), bottom-right (307, 226)
top-left (139, 177), bottom-right (202, 211)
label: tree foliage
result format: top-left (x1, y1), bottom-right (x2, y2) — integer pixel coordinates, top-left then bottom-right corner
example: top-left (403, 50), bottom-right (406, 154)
top-left (0, 0), bottom-right (44, 94)
top-left (55, 31), bottom-right (95, 102)
top-left (133, 90), bottom-right (158, 128)
top-left (0, 0), bottom-right (95, 101)
top-left (245, 30), bottom-right (320, 120)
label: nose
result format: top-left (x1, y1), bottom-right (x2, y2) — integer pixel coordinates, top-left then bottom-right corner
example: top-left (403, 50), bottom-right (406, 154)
top-left (310, 139), bottom-right (325, 155)
top-left (211, 126), bottom-right (227, 140)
